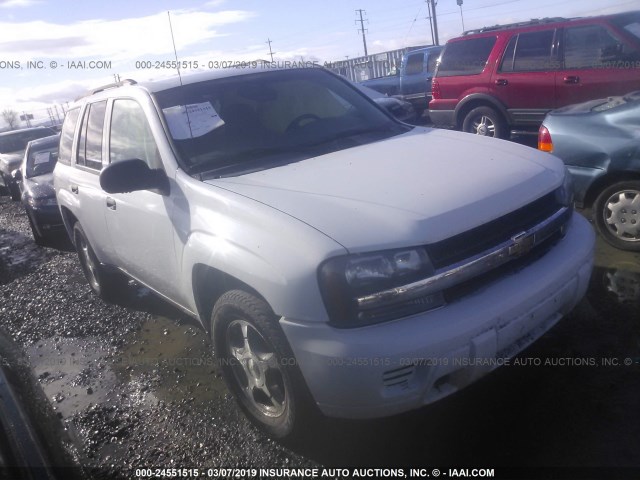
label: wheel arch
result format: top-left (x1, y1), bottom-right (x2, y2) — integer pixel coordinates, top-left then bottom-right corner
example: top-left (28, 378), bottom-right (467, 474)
top-left (583, 171), bottom-right (640, 208)
top-left (191, 264), bottom-right (265, 336)
top-left (454, 94), bottom-right (510, 129)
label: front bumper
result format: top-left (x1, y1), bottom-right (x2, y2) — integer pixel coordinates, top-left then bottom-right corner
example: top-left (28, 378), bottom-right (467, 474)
top-left (27, 205), bottom-right (64, 235)
top-left (280, 213), bottom-right (594, 418)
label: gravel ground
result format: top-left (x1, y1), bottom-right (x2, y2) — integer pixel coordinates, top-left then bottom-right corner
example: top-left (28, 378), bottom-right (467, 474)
top-left (0, 197), bottom-right (316, 478)
top-left (1, 194), bottom-right (639, 479)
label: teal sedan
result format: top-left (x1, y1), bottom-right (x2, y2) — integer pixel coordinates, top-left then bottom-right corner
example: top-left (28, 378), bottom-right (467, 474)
top-left (539, 91), bottom-right (640, 251)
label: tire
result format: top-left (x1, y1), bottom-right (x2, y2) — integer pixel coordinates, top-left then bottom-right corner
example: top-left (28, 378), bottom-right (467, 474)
top-left (27, 212), bottom-right (49, 247)
top-left (9, 183), bottom-right (20, 201)
top-left (73, 222), bottom-right (126, 301)
top-left (593, 181), bottom-right (640, 251)
top-left (462, 106), bottom-right (508, 139)
top-left (211, 290), bottom-right (316, 439)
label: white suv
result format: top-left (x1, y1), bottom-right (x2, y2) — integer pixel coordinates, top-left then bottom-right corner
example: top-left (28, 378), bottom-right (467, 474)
top-left (54, 67), bottom-right (594, 438)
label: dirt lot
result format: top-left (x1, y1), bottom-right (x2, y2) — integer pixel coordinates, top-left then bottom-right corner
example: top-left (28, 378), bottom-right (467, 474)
top-left (0, 194), bottom-right (639, 479)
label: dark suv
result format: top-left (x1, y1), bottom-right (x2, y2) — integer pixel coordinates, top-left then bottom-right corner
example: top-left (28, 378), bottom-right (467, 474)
top-left (429, 11), bottom-right (640, 138)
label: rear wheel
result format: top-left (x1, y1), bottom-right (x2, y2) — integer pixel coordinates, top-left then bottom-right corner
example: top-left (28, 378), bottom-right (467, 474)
top-left (211, 290), bottom-right (315, 439)
top-left (462, 106), bottom-right (508, 139)
top-left (73, 223), bottom-right (126, 301)
top-left (593, 181), bottom-right (640, 251)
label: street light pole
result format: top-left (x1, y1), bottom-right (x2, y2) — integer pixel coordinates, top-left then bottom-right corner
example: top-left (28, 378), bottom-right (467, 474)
top-left (457, 0), bottom-right (465, 32)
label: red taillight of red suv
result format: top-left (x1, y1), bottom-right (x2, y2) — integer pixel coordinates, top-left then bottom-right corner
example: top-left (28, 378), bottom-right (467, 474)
top-left (431, 78), bottom-right (441, 100)
top-left (538, 125), bottom-right (553, 152)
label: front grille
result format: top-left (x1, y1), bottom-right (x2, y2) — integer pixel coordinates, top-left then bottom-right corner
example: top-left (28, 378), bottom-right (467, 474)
top-left (443, 227), bottom-right (563, 303)
top-left (425, 191), bottom-right (561, 269)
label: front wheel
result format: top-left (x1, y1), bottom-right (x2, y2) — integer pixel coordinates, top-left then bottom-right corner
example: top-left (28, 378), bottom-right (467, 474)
top-left (27, 212), bottom-right (51, 247)
top-left (9, 183), bottom-right (20, 201)
top-left (211, 290), bottom-right (315, 439)
top-left (593, 181), bottom-right (640, 251)
top-left (73, 223), bottom-right (126, 301)
top-left (462, 106), bottom-right (508, 139)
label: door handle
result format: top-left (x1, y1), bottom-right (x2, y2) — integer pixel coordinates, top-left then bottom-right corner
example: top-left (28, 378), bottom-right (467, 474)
top-left (495, 78), bottom-right (508, 86)
top-left (106, 197), bottom-right (116, 210)
top-left (70, 184), bottom-right (78, 194)
top-left (563, 75), bottom-right (580, 84)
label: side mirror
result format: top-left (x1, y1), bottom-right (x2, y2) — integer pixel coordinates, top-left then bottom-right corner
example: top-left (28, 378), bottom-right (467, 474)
top-left (99, 159), bottom-right (169, 195)
top-left (11, 169), bottom-right (22, 181)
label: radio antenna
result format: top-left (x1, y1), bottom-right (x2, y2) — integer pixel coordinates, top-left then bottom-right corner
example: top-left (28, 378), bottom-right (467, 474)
top-left (167, 11), bottom-right (183, 86)
top-left (167, 11), bottom-right (194, 138)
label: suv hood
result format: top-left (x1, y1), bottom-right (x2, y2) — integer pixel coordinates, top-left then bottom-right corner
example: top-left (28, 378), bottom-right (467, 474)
top-left (209, 128), bottom-right (565, 252)
top-left (0, 153), bottom-right (23, 174)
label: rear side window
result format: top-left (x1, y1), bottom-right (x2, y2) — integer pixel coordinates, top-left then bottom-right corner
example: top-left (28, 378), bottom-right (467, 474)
top-left (609, 13), bottom-right (640, 41)
top-left (564, 24), bottom-right (640, 69)
top-left (109, 99), bottom-right (161, 168)
top-left (500, 30), bottom-right (556, 72)
top-left (437, 37), bottom-right (497, 77)
top-left (405, 53), bottom-right (424, 75)
top-left (58, 108), bottom-right (81, 166)
top-left (76, 101), bottom-right (107, 171)
top-left (427, 51), bottom-right (440, 73)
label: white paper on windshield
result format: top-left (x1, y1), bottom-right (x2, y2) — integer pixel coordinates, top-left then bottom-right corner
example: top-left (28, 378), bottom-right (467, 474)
top-left (163, 102), bottom-right (225, 140)
top-left (33, 151), bottom-right (51, 165)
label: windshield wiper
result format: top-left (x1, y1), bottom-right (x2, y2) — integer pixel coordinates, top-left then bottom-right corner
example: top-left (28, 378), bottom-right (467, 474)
top-left (197, 146), bottom-right (309, 178)
top-left (302, 125), bottom-right (392, 148)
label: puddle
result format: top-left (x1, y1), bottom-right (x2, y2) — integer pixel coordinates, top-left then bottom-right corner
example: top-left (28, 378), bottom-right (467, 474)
top-left (112, 315), bottom-right (227, 406)
top-left (27, 337), bottom-right (119, 419)
top-left (0, 228), bottom-right (54, 284)
top-left (27, 315), bottom-right (227, 422)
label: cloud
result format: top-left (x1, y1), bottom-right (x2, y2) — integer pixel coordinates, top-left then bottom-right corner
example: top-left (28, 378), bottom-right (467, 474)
top-left (0, 0), bottom-right (39, 8)
top-left (0, 36), bottom-right (89, 53)
top-left (203, 0), bottom-right (227, 8)
top-left (0, 9), bottom-right (256, 61)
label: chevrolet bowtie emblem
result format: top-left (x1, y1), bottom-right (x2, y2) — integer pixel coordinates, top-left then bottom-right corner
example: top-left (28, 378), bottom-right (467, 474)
top-left (509, 231), bottom-right (535, 257)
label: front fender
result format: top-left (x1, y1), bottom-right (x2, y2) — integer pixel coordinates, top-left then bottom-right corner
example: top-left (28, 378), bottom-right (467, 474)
top-left (180, 222), bottom-right (345, 326)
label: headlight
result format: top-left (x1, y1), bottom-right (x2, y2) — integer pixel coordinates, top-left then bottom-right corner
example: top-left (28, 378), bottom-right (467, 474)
top-left (28, 196), bottom-right (58, 208)
top-left (555, 167), bottom-right (574, 207)
top-left (318, 247), bottom-right (445, 327)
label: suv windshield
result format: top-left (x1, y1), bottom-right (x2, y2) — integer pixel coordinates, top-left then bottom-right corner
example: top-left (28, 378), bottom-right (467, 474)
top-left (154, 68), bottom-right (409, 177)
top-left (26, 143), bottom-right (59, 178)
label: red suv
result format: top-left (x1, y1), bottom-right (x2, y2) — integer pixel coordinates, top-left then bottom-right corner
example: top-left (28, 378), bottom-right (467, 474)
top-left (429, 11), bottom-right (640, 138)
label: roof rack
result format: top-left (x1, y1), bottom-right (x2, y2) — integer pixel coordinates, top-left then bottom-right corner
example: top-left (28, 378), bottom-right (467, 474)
top-left (463, 17), bottom-right (574, 35)
top-left (75, 78), bottom-right (138, 101)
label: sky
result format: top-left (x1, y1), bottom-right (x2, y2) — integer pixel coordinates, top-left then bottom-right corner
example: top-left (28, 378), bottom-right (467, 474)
top-left (0, 0), bottom-right (636, 127)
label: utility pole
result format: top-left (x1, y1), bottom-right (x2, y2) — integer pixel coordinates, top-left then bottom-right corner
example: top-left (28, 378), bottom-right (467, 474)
top-left (428, 0), bottom-right (440, 45)
top-left (266, 38), bottom-right (276, 62)
top-left (426, 1), bottom-right (435, 45)
top-left (355, 9), bottom-right (369, 57)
